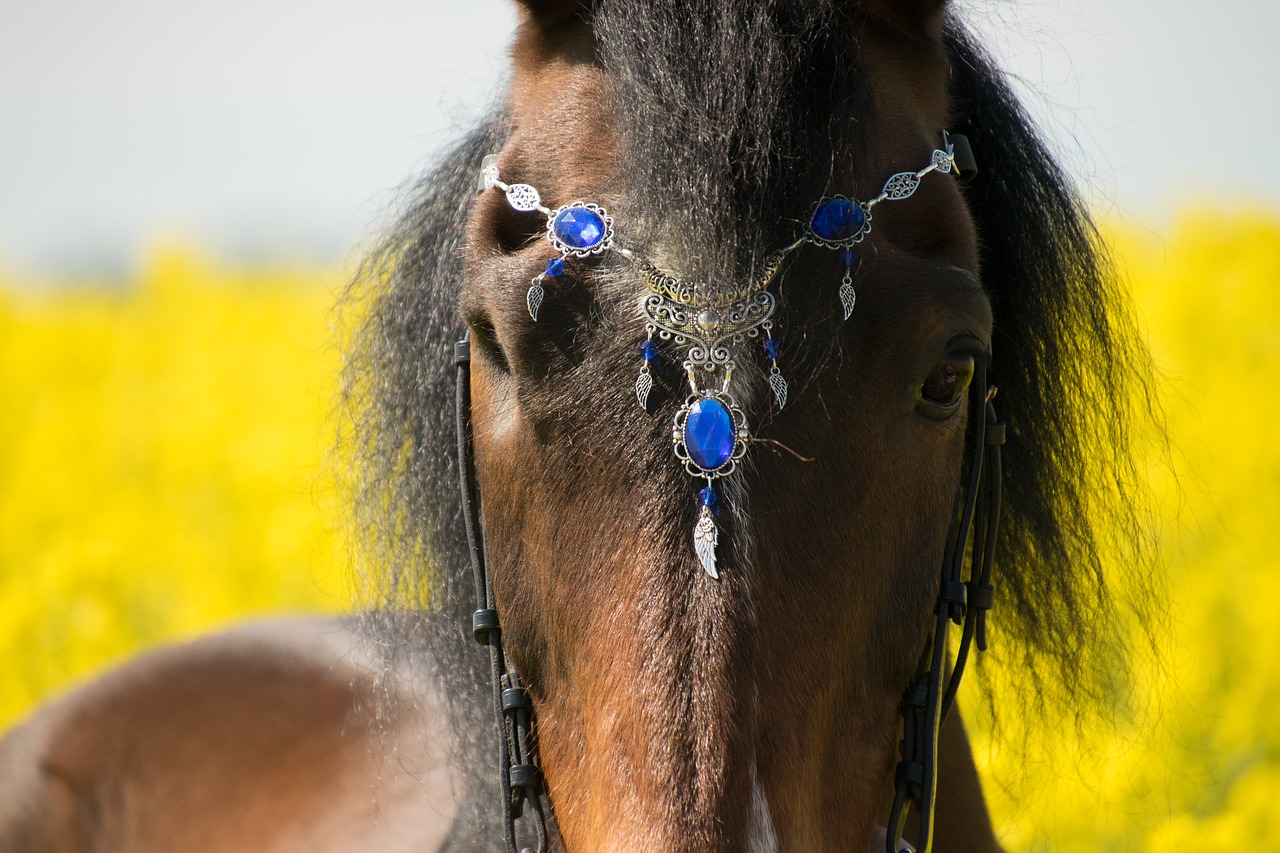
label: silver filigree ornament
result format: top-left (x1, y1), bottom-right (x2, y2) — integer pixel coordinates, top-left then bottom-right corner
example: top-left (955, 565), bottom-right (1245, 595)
top-left (671, 390), bottom-right (749, 577)
top-left (805, 136), bottom-right (959, 320)
top-left (482, 165), bottom-right (616, 320)
top-left (478, 133), bottom-right (962, 576)
top-left (637, 265), bottom-right (791, 575)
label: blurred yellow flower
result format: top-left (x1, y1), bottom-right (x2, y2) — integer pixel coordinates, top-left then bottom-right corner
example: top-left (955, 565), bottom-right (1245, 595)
top-left (0, 247), bottom-right (347, 728)
top-left (1, 211), bottom-right (1276, 849)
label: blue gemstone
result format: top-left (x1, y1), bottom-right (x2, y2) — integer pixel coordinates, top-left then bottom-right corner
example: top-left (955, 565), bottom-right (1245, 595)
top-left (640, 340), bottom-right (659, 361)
top-left (699, 486), bottom-right (717, 508)
top-left (685, 398), bottom-right (735, 471)
top-left (810, 198), bottom-right (866, 242)
top-left (762, 337), bottom-right (781, 360)
top-left (545, 257), bottom-right (565, 277)
top-left (551, 207), bottom-right (606, 250)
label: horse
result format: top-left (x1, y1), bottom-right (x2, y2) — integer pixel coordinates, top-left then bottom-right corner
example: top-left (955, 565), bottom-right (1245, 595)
top-left (0, 618), bottom-right (460, 852)
top-left (1, 1), bottom-right (1157, 850)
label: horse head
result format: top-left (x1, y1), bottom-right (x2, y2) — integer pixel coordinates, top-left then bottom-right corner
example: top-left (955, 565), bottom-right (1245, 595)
top-left (347, 2), bottom-right (1156, 850)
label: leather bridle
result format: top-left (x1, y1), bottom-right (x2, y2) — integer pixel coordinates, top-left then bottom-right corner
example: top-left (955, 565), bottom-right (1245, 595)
top-left (454, 338), bottom-right (1004, 853)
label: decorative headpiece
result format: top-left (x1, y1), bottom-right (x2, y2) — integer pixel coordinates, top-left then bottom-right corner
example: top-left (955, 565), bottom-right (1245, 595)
top-left (479, 132), bottom-right (971, 577)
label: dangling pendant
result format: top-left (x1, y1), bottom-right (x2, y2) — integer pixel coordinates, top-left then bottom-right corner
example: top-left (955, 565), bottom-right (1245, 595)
top-left (527, 280), bottom-right (545, 321)
top-left (838, 281), bottom-right (857, 321)
top-left (806, 196), bottom-right (868, 322)
top-left (769, 367), bottom-right (788, 410)
top-left (635, 370), bottom-right (653, 409)
top-left (528, 257), bottom-right (566, 321)
top-left (490, 166), bottom-right (612, 321)
top-left (838, 249), bottom-right (859, 321)
top-left (636, 333), bottom-right (659, 409)
top-left (673, 387), bottom-right (748, 578)
top-left (760, 325), bottom-right (787, 410)
top-left (694, 484), bottom-right (719, 579)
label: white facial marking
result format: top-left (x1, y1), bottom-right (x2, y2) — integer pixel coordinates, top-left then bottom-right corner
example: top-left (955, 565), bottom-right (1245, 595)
top-left (747, 762), bottom-right (780, 853)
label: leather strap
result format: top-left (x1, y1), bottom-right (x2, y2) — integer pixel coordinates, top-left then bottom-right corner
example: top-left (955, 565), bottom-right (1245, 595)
top-left (456, 336), bottom-right (551, 853)
top-left (885, 364), bottom-right (1003, 853)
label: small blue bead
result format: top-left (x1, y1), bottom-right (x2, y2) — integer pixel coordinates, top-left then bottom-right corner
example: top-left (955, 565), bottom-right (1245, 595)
top-left (762, 337), bottom-right (781, 360)
top-left (842, 248), bottom-right (859, 268)
top-left (640, 340), bottom-right (659, 361)
top-left (551, 207), bottom-right (606, 250)
top-left (810, 198), bottom-right (866, 242)
top-left (545, 257), bottom-right (565, 277)
top-left (699, 486), bottom-right (717, 508)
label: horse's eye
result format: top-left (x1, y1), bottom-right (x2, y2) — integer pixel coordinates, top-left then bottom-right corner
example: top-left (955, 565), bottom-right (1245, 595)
top-left (917, 352), bottom-right (974, 419)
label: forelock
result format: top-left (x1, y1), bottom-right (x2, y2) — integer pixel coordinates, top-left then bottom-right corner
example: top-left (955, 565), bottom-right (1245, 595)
top-left (593, 0), bottom-right (871, 287)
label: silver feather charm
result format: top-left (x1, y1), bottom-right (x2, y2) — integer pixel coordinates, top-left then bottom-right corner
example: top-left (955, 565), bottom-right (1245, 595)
top-left (839, 282), bottom-right (857, 321)
top-left (635, 370), bottom-right (653, 409)
top-left (526, 282), bottom-right (545, 321)
top-left (768, 370), bottom-right (788, 410)
top-left (694, 506), bottom-right (719, 579)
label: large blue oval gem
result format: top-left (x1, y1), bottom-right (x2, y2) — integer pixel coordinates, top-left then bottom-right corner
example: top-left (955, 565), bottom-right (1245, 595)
top-left (810, 198), bottom-right (866, 242)
top-left (685, 398), bottom-right (735, 471)
top-left (551, 206), bottom-right (606, 250)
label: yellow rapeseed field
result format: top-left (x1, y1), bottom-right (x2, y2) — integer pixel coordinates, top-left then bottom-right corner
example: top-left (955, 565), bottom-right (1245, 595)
top-left (0, 248), bottom-right (347, 726)
top-left (1, 212), bottom-right (1276, 849)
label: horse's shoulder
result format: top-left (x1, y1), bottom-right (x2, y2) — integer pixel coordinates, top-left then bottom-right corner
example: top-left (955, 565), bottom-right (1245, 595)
top-left (0, 617), bottom-right (459, 852)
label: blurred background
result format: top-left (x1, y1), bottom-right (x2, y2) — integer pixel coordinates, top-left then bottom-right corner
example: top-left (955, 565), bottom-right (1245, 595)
top-left (2, 1), bottom-right (1277, 849)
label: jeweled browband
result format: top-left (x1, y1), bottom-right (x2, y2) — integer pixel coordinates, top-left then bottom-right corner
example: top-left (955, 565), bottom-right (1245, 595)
top-left (477, 131), bottom-right (974, 577)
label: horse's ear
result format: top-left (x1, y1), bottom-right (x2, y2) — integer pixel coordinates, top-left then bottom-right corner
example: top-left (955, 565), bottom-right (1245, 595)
top-left (860, 0), bottom-right (948, 39)
top-left (513, 0), bottom-right (592, 27)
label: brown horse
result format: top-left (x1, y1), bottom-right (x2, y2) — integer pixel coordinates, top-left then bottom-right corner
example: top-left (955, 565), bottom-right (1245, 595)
top-left (0, 618), bottom-right (460, 852)
top-left (2, 1), bottom-right (1156, 850)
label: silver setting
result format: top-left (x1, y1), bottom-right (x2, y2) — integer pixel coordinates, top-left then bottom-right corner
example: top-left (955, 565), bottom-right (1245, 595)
top-left (867, 146), bottom-right (954, 208)
top-left (642, 291), bottom-right (776, 374)
top-left (546, 202), bottom-right (615, 258)
top-left (805, 195), bottom-right (873, 250)
top-left (878, 172), bottom-right (922, 202)
top-left (478, 154), bottom-right (502, 192)
top-left (671, 392), bottom-right (749, 480)
top-left (504, 183), bottom-right (544, 212)
top-left (803, 144), bottom-right (954, 318)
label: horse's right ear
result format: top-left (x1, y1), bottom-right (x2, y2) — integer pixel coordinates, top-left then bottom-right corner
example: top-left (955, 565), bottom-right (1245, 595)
top-left (514, 0), bottom-right (592, 27)
top-left (860, 0), bottom-right (948, 40)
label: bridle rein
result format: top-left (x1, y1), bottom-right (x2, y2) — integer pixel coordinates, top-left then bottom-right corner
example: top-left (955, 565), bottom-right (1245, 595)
top-left (452, 256), bottom-right (1005, 853)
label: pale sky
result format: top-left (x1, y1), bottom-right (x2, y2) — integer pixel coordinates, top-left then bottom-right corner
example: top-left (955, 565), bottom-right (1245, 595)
top-left (1, 0), bottom-right (1277, 276)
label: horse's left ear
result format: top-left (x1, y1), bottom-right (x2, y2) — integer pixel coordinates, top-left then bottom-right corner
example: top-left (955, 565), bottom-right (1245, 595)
top-left (513, 0), bottom-right (592, 27)
top-left (860, 0), bottom-right (948, 40)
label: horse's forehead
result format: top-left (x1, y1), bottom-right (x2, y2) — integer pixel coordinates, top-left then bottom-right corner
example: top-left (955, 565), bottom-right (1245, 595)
top-left (501, 8), bottom-right (956, 280)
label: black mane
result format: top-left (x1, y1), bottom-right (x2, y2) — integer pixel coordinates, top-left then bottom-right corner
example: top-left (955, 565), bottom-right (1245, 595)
top-left (944, 23), bottom-right (1160, 712)
top-left (342, 118), bottom-right (513, 845)
top-left (340, 8), bottom-right (1159, 841)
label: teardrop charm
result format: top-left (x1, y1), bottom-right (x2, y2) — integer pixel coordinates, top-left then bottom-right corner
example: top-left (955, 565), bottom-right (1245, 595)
top-left (769, 369), bottom-right (788, 410)
top-left (839, 282), bottom-right (857, 321)
top-left (694, 504), bottom-right (719, 579)
top-left (635, 370), bottom-right (653, 409)
top-left (527, 282), bottom-right (545, 321)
